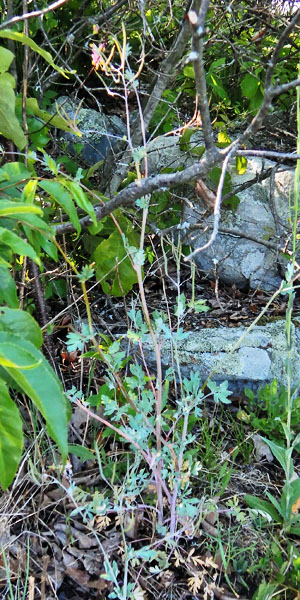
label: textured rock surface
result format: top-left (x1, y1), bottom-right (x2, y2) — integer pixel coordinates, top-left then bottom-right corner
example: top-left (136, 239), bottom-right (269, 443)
top-left (137, 320), bottom-right (300, 393)
top-left (184, 157), bottom-right (296, 292)
top-left (52, 97), bottom-right (127, 165)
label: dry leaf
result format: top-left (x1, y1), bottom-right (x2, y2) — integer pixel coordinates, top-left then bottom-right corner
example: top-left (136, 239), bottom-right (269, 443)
top-left (253, 435), bottom-right (273, 462)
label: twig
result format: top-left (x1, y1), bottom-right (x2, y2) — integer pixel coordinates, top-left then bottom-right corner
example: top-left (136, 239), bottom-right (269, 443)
top-left (0, 0), bottom-right (69, 30)
top-left (184, 149), bottom-right (235, 260)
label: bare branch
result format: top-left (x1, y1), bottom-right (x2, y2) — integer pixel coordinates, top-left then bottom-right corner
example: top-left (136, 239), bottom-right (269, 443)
top-left (184, 149), bottom-right (235, 261)
top-left (236, 150), bottom-right (300, 160)
top-left (0, 0), bottom-right (69, 30)
top-left (187, 1), bottom-right (215, 151)
top-left (55, 149), bottom-right (221, 235)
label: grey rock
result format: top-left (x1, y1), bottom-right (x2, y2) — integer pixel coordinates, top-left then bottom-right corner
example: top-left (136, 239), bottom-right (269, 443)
top-left (52, 96), bottom-right (127, 165)
top-left (136, 320), bottom-right (300, 394)
top-left (184, 157), bottom-right (296, 291)
top-left (144, 131), bottom-right (204, 174)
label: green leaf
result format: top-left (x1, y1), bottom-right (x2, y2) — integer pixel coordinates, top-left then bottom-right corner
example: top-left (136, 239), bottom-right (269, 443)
top-left (235, 156), bottom-right (248, 175)
top-left (0, 308), bottom-right (43, 348)
top-left (0, 266), bottom-right (18, 308)
top-left (0, 333), bottom-right (68, 460)
top-left (0, 201), bottom-right (42, 218)
top-left (261, 437), bottom-right (292, 474)
top-left (179, 127), bottom-right (197, 152)
top-left (0, 227), bottom-right (41, 265)
top-left (183, 65), bottom-right (195, 79)
top-left (217, 130), bottom-right (231, 145)
top-left (252, 582), bottom-right (278, 600)
top-left (0, 46), bottom-right (14, 73)
top-left (21, 179), bottom-right (38, 204)
top-left (39, 180), bottom-right (81, 234)
top-left (0, 73), bottom-right (26, 149)
top-left (0, 378), bottom-right (23, 490)
top-left (62, 180), bottom-right (96, 226)
top-left (0, 30), bottom-right (73, 78)
top-left (68, 444), bottom-right (95, 461)
top-left (0, 162), bottom-right (33, 191)
top-left (94, 230), bottom-right (139, 296)
top-left (24, 98), bottom-right (78, 134)
top-left (244, 494), bottom-right (281, 522)
top-left (241, 73), bottom-right (259, 99)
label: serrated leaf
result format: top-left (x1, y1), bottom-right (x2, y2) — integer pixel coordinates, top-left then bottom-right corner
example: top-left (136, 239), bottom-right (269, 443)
top-left (0, 378), bottom-right (23, 490)
top-left (0, 307), bottom-right (42, 348)
top-left (0, 332), bottom-right (68, 461)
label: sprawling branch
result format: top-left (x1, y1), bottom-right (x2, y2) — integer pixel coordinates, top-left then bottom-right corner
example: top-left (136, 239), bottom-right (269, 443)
top-left (55, 149), bottom-right (220, 235)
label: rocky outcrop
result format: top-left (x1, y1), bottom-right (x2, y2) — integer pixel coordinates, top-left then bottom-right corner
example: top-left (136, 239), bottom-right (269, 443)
top-left (137, 320), bottom-right (300, 394)
top-left (183, 157), bottom-right (296, 292)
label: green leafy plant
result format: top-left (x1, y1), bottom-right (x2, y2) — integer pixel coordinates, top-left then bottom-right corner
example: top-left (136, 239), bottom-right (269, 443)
top-left (243, 380), bottom-right (300, 443)
top-left (0, 307), bottom-right (69, 490)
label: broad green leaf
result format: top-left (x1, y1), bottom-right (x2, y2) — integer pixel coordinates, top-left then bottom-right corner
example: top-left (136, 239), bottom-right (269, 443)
top-left (62, 180), bottom-right (97, 226)
top-left (0, 266), bottom-right (18, 308)
top-left (261, 437), bottom-right (292, 475)
top-left (207, 73), bottom-right (228, 100)
top-left (217, 130), bottom-right (231, 146)
top-left (183, 65), bottom-right (195, 79)
top-left (0, 227), bottom-right (40, 265)
top-left (24, 97), bottom-right (78, 134)
top-left (0, 378), bottom-right (23, 490)
top-left (0, 201), bottom-right (42, 218)
top-left (0, 30), bottom-right (73, 78)
top-left (39, 180), bottom-right (81, 234)
top-left (68, 444), bottom-right (95, 461)
top-left (179, 127), bottom-right (197, 152)
top-left (0, 162), bottom-right (33, 187)
top-left (0, 333), bottom-right (68, 460)
top-left (266, 491), bottom-right (284, 518)
top-left (0, 308), bottom-right (42, 348)
top-left (241, 73), bottom-right (259, 99)
top-left (0, 46), bottom-right (14, 73)
top-left (244, 494), bottom-right (281, 522)
top-left (235, 156), bottom-right (248, 175)
top-left (252, 582), bottom-right (278, 600)
top-left (94, 230), bottom-right (139, 296)
top-left (0, 73), bottom-right (26, 149)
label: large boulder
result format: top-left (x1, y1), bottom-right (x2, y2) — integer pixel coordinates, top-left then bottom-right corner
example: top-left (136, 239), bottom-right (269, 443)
top-left (183, 157), bottom-right (296, 291)
top-left (52, 96), bottom-right (127, 165)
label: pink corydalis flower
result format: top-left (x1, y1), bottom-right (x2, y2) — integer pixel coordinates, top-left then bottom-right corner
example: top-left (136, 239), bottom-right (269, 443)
top-left (91, 43), bottom-right (106, 71)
